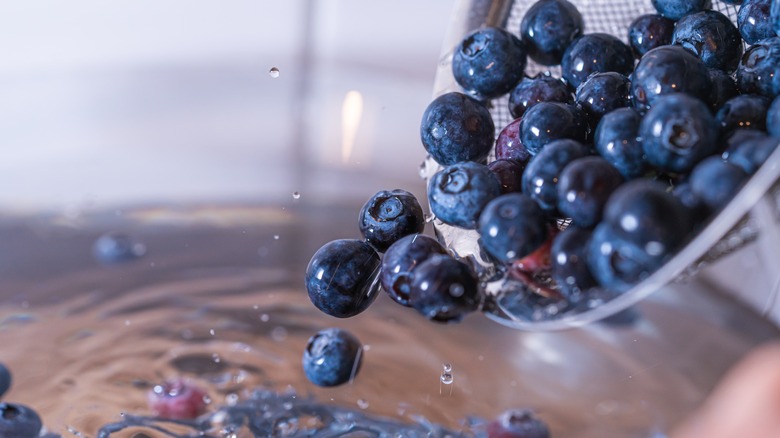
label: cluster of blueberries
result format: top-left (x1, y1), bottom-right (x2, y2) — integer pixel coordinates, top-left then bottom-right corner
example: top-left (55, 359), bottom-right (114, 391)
top-left (0, 363), bottom-right (56, 437)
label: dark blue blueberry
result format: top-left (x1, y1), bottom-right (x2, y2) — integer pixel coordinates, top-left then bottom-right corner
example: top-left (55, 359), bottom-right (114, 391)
top-left (709, 68), bottom-right (740, 110)
top-left (737, 37), bottom-right (780, 98)
top-left (508, 75), bottom-right (573, 119)
top-left (673, 10), bottom-right (744, 73)
top-left (408, 254), bottom-right (480, 323)
top-left (628, 14), bottom-right (675, 58)
top-left (690, 156), bottom-right (750, 211)
top-left (551, 227), bottom-right (597, 299)
top-left (587, 223), bottom-right (664, 292)
top-left (305, 239), bottom-right (381, 318)
top-left (420, 92), bottom-right (495, 166)
top-left (672, 182), bottom-right (709, 225)
top-left (773, 0), bottom-right (780, 37)
top-left (486, 409), bottom-right (551, 438)
top-left (602, 179), bottom-right (693, 262)
top-left (631, 45), bottom-right (713, 111)
top-left (302, 328), bottom-right (362, 387)
top-left (716, 94), bottom-right (771, 135)
top-left (380, 234), bottom-right (448, 307)
top-left (639, 94), bottom-right (719, 173)
top-left (358, 189), bottom-right (424, 252)
top-left (561, 33), bottom-right (634, 89)
top-left (769, 95), bottom-right (780, 137)
top-left (739, 0), bottom-right (775, 44)
top-left (0, 403), bottom-right (42, 438)
top-left (725, 133), bottom-right (780, 173)
top-left (522, 139), bottom-right (590, 213)
top-left (488, 159), bottom-right (526, 194)
top-left (92, 232), bottom-right (145, 264)
top-left (557, 156), bottom-right (624, 228)
top-left (0, 364), bottom-right (10, 399)
top-left (520, 0), bottom-right (584, 66)
top-left (594, 107), bottom-right (647, 179)
top-left (428, 161), bottom-right (501, 229)
top-left (519, 102), bottom-right (586, 155)
top-left (477, 193), bottom-right (549, 264)
top-left (652, 0), bottom-right (711, 21)
top-left (452, 27), bottom-right (528, 99)
top-left (495, 118), bottom-right (531, 163)
top-left (575, 72), bottom-right (632, 127)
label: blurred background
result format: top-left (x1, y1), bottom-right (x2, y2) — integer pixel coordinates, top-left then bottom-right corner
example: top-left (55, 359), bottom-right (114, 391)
top-left (0, 0), bottom-right (455, 213)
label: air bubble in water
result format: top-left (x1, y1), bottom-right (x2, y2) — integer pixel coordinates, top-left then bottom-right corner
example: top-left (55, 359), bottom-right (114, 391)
top-left (357, 399), bottom-right (369, 409)
top-left (442, 363), bottom-right (452, 372)
top-left (292, 191), bottom-right (301, 200)
top-left (269, 67), bottom-right (280, 78)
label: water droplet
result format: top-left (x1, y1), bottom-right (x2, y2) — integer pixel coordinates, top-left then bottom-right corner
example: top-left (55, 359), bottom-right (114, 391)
top-left (260, 313), bottom-right (270, 322)
top-left (273, 235), bottom-right (280, 240)
top-left (271, 326), bottom-right (288, 342)
top-left (209, 329), bottom-right (216, 336)
top-left (225, 393), bottom-right (239, 406)
top-left (442, 363), bottom-right (452, 372)
top-left (292, 191), bottom-right (301, 200)
top-left (448, 284), bottom-right (464, 297)
top-left (357, 398), bottom-right (370, 409)
top-left (212, 353), bottom-right (221, 363)
top-left (440, 372), bottom-right (454, 385)
top-left (269, 67), bottom-right (280, 78)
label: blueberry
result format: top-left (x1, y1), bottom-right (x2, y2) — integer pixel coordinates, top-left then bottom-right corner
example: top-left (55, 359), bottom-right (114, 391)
top-left (672, 182), bottom-right (710, 225)
top-left (477, 193), bottom-right (549, 264)
top-left (92, 232), bottom-right (146, 264)
top-left (305, 239), bottom-right (381, 318)
top-left (508, 75), bottom-right (573, 119)
top-left (594, 107), bottom-right (647, 179)
top-left (652, 0), bottom-right (711, 21)
top-left (739, 0), bottom-right (775, 44)
top-left (631, 45), bottom-right (713, 111)
top-left (488, 159), bottom-right (526, 194)
top-left (452, 27), bottom-right (528, 99)
top-left (628, 14), bottom-right (675, 58)
top-left (551, 227), bottom-right (597, 299)
top-left (709, 68), bottom-right (740, 110)
top-left (773, 0), bottom-right (780, 36)
top-left (575, 72), bottom-right (632, 127)
top-left (486, 409), bottom-right (550, 438)
top-left (428, 161), bottom-right (502, 229)
top-left (557, 156), bottom-right (624, 228)
top-left (737, 37), bottom-right (780, 98)
top-left (725, 133), bottom-right (780, 173)
top-left (420, 92), bottom-right (495, 166)
top-left (561, 33), bottom-right (634, 89)
top-left (358, 189), bottom-right (424, 252)
top-left (690, 156), bottom-right (750, 211)
top-left (522, 139), bottom-right (590, 213)
top-left (716, 94), bottom-right (771, 135)
top-left (0, 403), bottom-right (42, 438)
top-left (602, 179), bottom-right (693, 262)
top-left (587, 223), bottom-right (664, 292)
top-left (147, 378), bottom-right (209, 419)
top-left (519, 0), bottom-right (584, 66)
top-left (0, 363), bottom-right (10, 399)
top-left (302, 328), bottom-right (362, 387)
top-left (769, 95), bottom-right (780, 137)
top-left (639, 94), bottom-right (719, 173)
top-left (380, 234), bottom-right (448, 307)
top-left (673, 10), bottom-right (744, 73)
top-left (408, 254), bottom-right (480, 323)
top-left (519, 102), bottom-right (586, 155)
top-left (495, 117), bottom-right (531, 163)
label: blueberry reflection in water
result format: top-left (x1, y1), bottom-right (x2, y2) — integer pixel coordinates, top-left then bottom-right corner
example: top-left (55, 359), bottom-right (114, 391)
top-left (92, 232), bottom-right (146, 264)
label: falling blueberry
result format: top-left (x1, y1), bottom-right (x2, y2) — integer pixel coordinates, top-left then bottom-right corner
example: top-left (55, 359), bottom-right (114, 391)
top-left (302, 328), bottom-right (363, 387)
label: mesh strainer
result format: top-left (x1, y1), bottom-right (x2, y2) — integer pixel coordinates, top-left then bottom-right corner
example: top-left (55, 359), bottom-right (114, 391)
top-left (423, 0), bottom-right (780, 330)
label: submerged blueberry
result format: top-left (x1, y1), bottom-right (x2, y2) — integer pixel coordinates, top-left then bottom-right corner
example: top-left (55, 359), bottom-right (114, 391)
top-left (358, 189), bottom-right (424, 253)
top-left (478, 193), bottom-right (549, 264)
top-left (520, 0), bottom-right (584, 65)
top-left (594, 107), bottom-right (647, 179)
top-left (508, 75), bottom-right (573, 120)
top-left (561, 33), bottom-right (634, 89)
top-left (0, 363), bottom-right (10, 399)
top-left (557, 156), bottom-right (624, 228)
top-left (302, 328), bottom-right (362, 387)
top-left (520, 102), bottom-right (585, 156)
top-left (147, 378), bottom-right (209, 420)
top-left (452, 27), bottom-right (528, 99)
top-left (428, 161), bottom-right (502, 229)
top-left (673, 10), bottom-right (744, 73)
top-left (420, 92), bottom-right (495, 166)
top-left (737, 37), bottom-right (780, 98)
top-left (380, 234), bottom-right (448, 307)
top-left (690, 157), bottom-right (750, 212)
top-left (522, 139), bottom-right (590, 213)
top-left (631, 45), bottom-right (713, 111)
top-left (0, 403), bottom-right (42, 438)
top-left (551, 227), bottom-right (597, 299)
top-left (486, 409), bottom-right (550, 438)
top-left (639, 94), bottom-right (719, 173)
top-left (738, 0), bottom-right (775, 44)
top-left (652, 0), bottom-right (711, 21)
top-left (92, 232), bottom-right (146, 264)
top-left (409, 254), bottom-right (480, 323)
top-left (628, 14), bottom-right (675, 58)
top-left (305, 239), bottom-right (381, 318)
